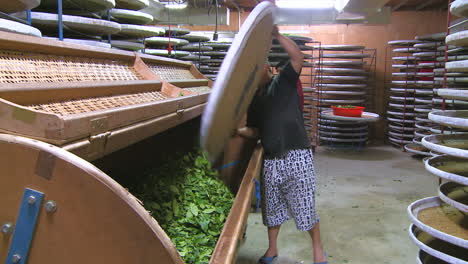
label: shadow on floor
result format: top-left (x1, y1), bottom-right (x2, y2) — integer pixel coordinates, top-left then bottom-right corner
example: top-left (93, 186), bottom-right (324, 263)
top-left (321, 147), bottom-right (399, 161)
top-left (237, 256), bottom-right (304, 264)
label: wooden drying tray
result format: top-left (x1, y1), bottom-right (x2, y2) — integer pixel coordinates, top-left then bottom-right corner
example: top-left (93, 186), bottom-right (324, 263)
top-left (0, 134), bottom-right (263, 264)
top-left (0, 80), bottom-right (210, 161)
top-left (0, 31), bottom-right (213, 160)
top-left (0, 31), bottom-right (211, 84)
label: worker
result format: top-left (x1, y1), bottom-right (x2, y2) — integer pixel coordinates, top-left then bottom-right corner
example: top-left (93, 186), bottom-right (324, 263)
top-left (238, 25), bottom-right (327, 264)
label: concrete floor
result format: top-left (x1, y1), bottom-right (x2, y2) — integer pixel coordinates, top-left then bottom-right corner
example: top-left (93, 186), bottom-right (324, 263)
top-left (237, 145), bottom-right (439, 264)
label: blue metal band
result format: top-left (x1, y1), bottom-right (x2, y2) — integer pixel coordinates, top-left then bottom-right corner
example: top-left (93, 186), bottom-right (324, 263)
top-left (58, 0), bottom-right (63, 40)
top-left (6, 188), bottom-right (44, 264)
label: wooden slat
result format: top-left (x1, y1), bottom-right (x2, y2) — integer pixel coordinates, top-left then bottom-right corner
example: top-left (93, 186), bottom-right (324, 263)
top-left (210, 145), bottom-right (263, 264)
top-left (63, 104), bottom-right (206, 160)
top-left (0, 81), bottom-right (163, 105)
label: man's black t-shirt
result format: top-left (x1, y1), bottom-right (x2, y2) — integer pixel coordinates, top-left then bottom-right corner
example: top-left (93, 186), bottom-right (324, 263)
top-left (247, 62), bottom-right (310, 159)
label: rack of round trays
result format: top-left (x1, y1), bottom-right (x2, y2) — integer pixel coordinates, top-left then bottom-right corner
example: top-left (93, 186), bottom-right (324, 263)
top-left (144, 27), bottom-right (195, 59)
top-left (312, 44), bottom-right (377, 149)
top-left (177, 33), bottom-right (212, 68)
top-left (198, 40), bottom-right (233, 81)
top-left (403, 33), bottom-right (448, 156)
top-left (408, 80), bottom-right (468, 264)
top-left (13, 0), bottom-right (127, 49)
top-left (408, 3), bottom-right (468, 261)
top-left (105, 0), bottom-right (162, 52)
top-left (387, 39), bottom-right (422, 149)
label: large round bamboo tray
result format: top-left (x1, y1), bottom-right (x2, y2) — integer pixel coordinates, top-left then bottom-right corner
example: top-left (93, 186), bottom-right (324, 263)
top-left (0, 0), bottom-right (40, 13)
top-left (40, 0), bottom-right (115, 12)
top-left (116, 0), bottom-right (149, 10)
top-left (0, 18), bottom-right (42, 37)
top-left (200, 1), bottom-right (275, 161)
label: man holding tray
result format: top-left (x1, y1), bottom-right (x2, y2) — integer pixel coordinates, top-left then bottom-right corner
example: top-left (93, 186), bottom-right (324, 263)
top-left (238, 25), bottom-right (327, 264)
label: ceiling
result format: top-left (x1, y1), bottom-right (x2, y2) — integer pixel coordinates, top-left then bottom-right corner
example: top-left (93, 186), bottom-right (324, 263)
top-left (219, 0), bottom-right (449, 11)
top-left (386, 0), bottom-right (448, 11)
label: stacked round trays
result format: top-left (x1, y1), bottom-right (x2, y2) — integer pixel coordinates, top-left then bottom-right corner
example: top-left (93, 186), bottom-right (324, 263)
top-left (0, 0), bottom-right (42, 37)
top-left (28, 0), bottom-right (124, 48)
top-left (313, 44), bottom-right (371, 148)
top-left (410, 33), bottom-right (447, 156)
top-left (108, 0), bottom-right (162, 52)
top-left (408, 3), bottom-right (468, 260)
top-left (177, 33), bottom-right (212, 67)
top-left (268, 35), bottom-right (315, 137)
top-left (144, 27), bottom-right (191, 58)
top-left (202, 40), bottom-right (234, 81)
top-left (408, 94), bottom-right (468, 263)
top-left (388, 39), bottom-right (422, 149)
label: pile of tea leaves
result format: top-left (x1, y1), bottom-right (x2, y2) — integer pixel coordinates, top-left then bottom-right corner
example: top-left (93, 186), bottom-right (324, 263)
top-left (129, 150), bottom-right (234, 263)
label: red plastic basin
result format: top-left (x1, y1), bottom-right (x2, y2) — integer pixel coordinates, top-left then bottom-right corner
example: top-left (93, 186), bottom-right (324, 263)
top-left (331, 106), bottom-right (365, 117)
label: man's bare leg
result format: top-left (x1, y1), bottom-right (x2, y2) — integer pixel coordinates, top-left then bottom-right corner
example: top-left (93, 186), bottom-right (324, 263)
top-left (308, 222), bottom-right (326, 263)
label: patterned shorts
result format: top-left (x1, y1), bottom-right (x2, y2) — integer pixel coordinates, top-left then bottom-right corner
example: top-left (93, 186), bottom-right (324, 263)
top-left (261, 149), bottom-right (319, 231)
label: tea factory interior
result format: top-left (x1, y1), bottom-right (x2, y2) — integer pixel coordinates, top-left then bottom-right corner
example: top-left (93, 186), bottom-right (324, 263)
top-left (0, 0), bottom-right (467, 263)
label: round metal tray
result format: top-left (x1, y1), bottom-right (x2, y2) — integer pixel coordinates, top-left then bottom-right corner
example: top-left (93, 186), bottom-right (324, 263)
top-left (429, 110), bottom-right (468, 129)
top-left (388, 40), bottom-right (421, 46)
top-left (451, 0), bottom-right (468, 17)
top-left (438, 182), bottom-right (468, 213)
top-left (408, 198), bottom-right (468, 249)
top-left (314, 44), bottom-right (365, 50)
top-left (446, 30), bottom-right (468, 47)
top-left (392, 56), bottom-right (417, 61)
top-left (405, 143), bottom-right (431, 156)
top-left (422, 134), bottom-right (468, 159)
top-left (319, 130), bottom-right (368, 137)
top-left (415, 130), bottom-right (432, 138)
top-left (389, 136), bottom-right (413, 144)
top-left (393, 47), bottom-right (420, 53)
top-left (387, 117), bottom-right (416, 124)
top-left (416, 32), bottom-right (446, 41)
top-left (414, 42), bottom-right (445, 49)
top-left (389, 131), bottom-right (415, 139)
top-left (321, 110), bottom-right (379, 123)
top-left (437, 89), bottom-right (468, 100)
top-left (319, 124), bottom-right (368, 131)
top-left (320, 136), bottom-right (368, 142)
top-left (389, 124), bottom-right (416, 131)
top-left (387, 110), bottom-right (419, 117)
top-left (425, 155), bottom-right (468, 185)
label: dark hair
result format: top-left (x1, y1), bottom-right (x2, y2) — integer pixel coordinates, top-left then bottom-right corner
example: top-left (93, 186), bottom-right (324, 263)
top-left (275, 60), bottom-right (288, 70)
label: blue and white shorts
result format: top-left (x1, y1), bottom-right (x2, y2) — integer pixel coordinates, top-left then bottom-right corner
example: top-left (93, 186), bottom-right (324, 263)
top-left (261, 149), bottom-right (319, 231)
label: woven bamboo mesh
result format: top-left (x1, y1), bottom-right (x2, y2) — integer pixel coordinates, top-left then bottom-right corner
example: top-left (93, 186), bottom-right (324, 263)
top-left (148, 64), bottom-right (196, 80)
top-left (183, 86), bottom-right (211, 93)
top-left (28, 91), bottom-right (168, 116)
top-left (0, 51), bottom-right (142, 83)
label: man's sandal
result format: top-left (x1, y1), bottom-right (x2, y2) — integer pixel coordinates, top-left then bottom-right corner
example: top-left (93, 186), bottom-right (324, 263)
top-left (258, 255), bottom-right (277, 264)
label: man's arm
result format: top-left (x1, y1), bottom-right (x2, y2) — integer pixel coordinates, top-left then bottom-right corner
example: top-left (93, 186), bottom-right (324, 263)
top-left (273, 26), bottom-right (304, 74)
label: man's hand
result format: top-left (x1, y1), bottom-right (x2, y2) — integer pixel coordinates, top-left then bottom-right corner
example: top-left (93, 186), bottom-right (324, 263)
top-left (237, 127), bottom-right (259, 139)
top-left (272, 25), bottom-right (280, 38)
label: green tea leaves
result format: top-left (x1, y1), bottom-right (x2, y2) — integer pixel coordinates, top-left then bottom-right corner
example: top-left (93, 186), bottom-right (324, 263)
top-left (128, 150), bottom-right (234, 264)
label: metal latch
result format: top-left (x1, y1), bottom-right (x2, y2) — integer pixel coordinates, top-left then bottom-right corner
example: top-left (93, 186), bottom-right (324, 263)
top-left (177, 101), bottom-right (185, 117)
top-left (89, 132), bottom-right (111, 158)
